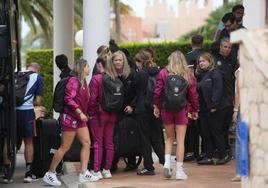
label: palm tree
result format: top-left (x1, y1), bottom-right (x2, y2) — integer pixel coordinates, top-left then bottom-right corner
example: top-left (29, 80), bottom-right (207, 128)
top-left (20, 0), bottom-right (131, 48)
top-left (179, 0), bottom-right (241, 41)
top-left (19, 0), bottom-right (53, 48)
top-left (110, 0), bottom-right (133, 42)
top-left (20, 0), bottom-right (83, 48)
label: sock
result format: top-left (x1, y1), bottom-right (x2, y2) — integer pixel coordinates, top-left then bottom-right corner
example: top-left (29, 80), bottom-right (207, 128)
top-left (3, 164), bottom-right (10, 175)
top-left (4, 164), bottom-right (10, 169)
top-left (164, 154), bottom-right (171, 168)
top-left (176, 162), bottom-right (183, 170)
top-left (26, 163), bottom-right (32, 172)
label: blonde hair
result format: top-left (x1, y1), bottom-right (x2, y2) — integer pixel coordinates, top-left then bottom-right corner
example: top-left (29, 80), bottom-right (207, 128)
top-left (196, 52), bottom-right (216, 73)
top-left (112, 50), bottom-right (131, 79)
top-left (134, 50), bottom-right (155, 68)
top-left (103, 50), bottom-right (118, 80)
top-left (96, 45), bottom-right (109, 55)
top-left (166, 50), bottom-right (189, 82)
top-left (72, 59), bottom-right (88, 87)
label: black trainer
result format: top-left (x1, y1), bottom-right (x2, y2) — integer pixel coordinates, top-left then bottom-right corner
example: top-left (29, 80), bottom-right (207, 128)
top-left (196, 153), bottom-right (207, 161)
top-left (124, 164), bottom-right (138, 172)
top-left (24, 171), bottom-right (38, 183)
top-left (197, 157), bottom-right (214, 165)
top-left (2, 165), bottom-right (13, 184)
top-left (137, 168), bottom-right (155, 176)
top-left (215, 154), bottom-right (231, 165)
top-left (184, 152), bottom-right (195, 162)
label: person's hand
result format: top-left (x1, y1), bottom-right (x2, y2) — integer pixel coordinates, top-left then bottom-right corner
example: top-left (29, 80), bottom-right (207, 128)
top-left (232, 111), bottom-right (238, 123)
top-left (153, 105), bottom-right (160, 118)
top-left (124, 106), bottom-right (133, 114)
top-left (80, 113), bottom-right (88, 122)
top-left (192, 112), bottom-right (198, 120)
top-left (211, 108), bottom-right (217, 113)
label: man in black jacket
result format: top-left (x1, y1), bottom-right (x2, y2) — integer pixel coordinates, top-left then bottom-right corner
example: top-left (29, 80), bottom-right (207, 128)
top-left (186, 35), bottom-right (205, 75)
top-left (213, 38), bottom-right (239, 164)
top-left (55, 54), bottom-right (71, 79)
top-left (184, 35), bottom-right (204, 161)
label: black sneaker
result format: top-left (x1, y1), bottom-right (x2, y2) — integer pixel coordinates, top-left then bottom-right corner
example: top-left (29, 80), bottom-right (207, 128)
top-left (184, 152), bottom-right (195, 162)
top-left (24, 171), bottom-right (38, 183)
top-left (124, 164), bottom-right (138, 172)
top-left (2, 166), bottom-right (13, 184)
top-left (196, 153), bottom-right (207, 161)
top-left (137, 168), bottom-right (155, 176)
top-left (215, 155), bottom-right (231, 165)
top-left (197, 157), bottom-right (214, 165)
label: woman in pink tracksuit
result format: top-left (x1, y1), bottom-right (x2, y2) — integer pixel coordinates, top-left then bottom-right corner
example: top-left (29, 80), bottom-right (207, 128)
top-left (88, 52), bottom-right (117, 180)
top-left (43, 59), bottom-right (98, 186)
top-left (153, 51), bottom-right (199, 180)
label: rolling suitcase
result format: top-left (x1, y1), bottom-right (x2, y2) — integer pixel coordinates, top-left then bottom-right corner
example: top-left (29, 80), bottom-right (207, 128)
top-left (31, 118), bottom-right (62, 178)
top-left (114, 116), bottom-right (143, 167)
top-left (63, 137), bottom-right (82, 162)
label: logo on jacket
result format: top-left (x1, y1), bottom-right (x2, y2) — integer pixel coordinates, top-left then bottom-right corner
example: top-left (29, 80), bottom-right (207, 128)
top-left (114, 86), bottom-right (122, 96)
top-left (217, 61), bottom-right (222, 66)
top-left (174, 87), bottom-right (179, 93)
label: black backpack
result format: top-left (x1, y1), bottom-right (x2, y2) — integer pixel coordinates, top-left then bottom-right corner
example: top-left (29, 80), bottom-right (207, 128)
top-left (164, 75), bottom-right (188, 112)
top-left (102, 74), bottom-right (124, 112)
top-left (14, 71), bottom-right (34, 106)
top-left (53, 76), bottom-right (73, 113)
top-left (144, 75), bottom-right (157, 111)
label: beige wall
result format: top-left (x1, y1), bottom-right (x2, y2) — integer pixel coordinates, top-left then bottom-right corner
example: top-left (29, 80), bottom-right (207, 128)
top-left (243, 0), bottom-right (267, 29)
top-left (114, 16), bottom-right (144, 42)
top-left (232, 29), bottom-right (268, 188)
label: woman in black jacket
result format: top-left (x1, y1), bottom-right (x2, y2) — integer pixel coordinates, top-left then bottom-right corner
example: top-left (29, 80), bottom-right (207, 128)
top-left (111, 50), bottom-right (138, 171)
top-left (196, 52), bottom-right (229, 165)
top-left (133, 50), bottom-right (165, 176)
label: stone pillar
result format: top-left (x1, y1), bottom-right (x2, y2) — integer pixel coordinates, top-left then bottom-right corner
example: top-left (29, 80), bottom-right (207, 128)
top-left (83, 0), bottom-right (110, 81)
top-left (231, 29), bottom-right (268, 188)
top-left (243, 0), bottom-right (266, 29)
top-left (53, 0), bottom-right (74, 118)
top-left (53, 0), bottom-right (74, 85)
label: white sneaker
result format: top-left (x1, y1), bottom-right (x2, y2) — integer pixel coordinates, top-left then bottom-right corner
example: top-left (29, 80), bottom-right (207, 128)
top-left (176, 168), bottom-right (188, 180)
top-left (101, 169), bottom-right (112, 179)
top-left (43, 171), bottom-right (61, 186)
top-left (79, 170), bottom-right (99, 183)
top-left (24, 172), bottom-right (38, 183)
top-left (163, 168), bottom-right (172, 179)
top-left (91, 170), bottom-right (103, 180)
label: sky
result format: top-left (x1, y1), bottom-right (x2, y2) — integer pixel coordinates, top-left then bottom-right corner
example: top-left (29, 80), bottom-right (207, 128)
top-left (121, 0), bottom-right (223, 17)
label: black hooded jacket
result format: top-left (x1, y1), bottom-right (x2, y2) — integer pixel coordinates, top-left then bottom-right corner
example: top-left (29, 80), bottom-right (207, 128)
top-left (197, 69), bottom-right (224, 113)
top-left (133, 67), bottom-right (160, 114)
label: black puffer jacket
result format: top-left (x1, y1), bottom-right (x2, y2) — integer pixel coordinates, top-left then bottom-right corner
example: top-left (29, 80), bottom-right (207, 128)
top-left (197, 69), bottom-right (224, 113)
top-left (133, 67), bottom-right (159, 114)
top-left (118, 68), bottom-right (137, 111)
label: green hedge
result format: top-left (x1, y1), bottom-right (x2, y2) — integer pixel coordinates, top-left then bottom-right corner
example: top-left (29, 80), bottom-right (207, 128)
top-left (26, 41), bottom-right (212, 116)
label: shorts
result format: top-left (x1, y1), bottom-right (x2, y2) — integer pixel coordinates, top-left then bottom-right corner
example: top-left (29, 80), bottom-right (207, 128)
top-left (60, 113), bottom-right (86, 132)
top-left (161, 108), bottom-right (188, 125)
top-left (17, 109), bottom-right (36, 138)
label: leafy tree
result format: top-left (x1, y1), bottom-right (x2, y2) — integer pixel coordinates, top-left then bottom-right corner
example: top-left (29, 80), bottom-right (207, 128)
top-left (179, 0), bottom-right (241, 41)
top-left (20, 0), bottom-right (132, 49)
top-left (19, 0), bottom-right (53, 48)
top-left (110, 0), bottom-right (133, 42)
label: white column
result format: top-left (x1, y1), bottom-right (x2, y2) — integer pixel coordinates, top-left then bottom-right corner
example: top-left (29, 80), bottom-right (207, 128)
top-left (83, 0), bottom-right (110, 81)
top-left (53, 0), bottom-right (74, 86)
top-left (53, 0), bottom-right (74, 118)
top-left (243, 0), bottom-right (266, 29)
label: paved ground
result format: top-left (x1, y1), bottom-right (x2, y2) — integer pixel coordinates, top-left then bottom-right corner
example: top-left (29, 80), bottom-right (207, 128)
top-left (1, 152), bottom-right (241, 188)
